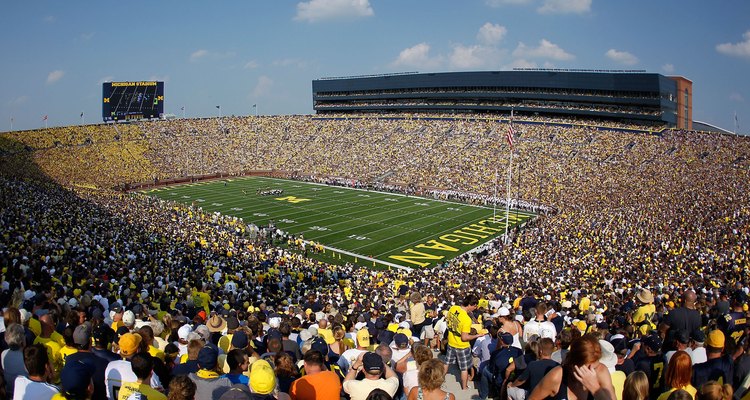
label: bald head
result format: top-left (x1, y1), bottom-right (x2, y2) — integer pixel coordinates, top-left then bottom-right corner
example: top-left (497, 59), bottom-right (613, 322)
top-left (39, 314), bottom-right (54, 336)
top-left (683, 290), bottom-right (697, 307)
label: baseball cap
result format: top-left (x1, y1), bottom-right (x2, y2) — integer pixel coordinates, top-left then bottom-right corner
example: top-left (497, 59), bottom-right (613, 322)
top-left (231, 330), bottom-right (248, 349)
top-left (394, 333), bottom-right (409, 348)
top-left (226, 316), bottom-right (240, 330)
top-left (362, 352), bottom-right (383, 373)
top-left (73, 323), bottom-right (91, 348)
top-left (197, 346), bottom-right (219, 370)
top-left (92, 324), bottom-right (114, 346)
top-left (249, 360), bottom-right (276, 395)
top-left (119, 333), bottom-right (142, 357)
top-left (706, 330), bottom-right (725, 348)
top-left (690, 329), bottom-right (706, 343)
top-left (356, 328), bottom-right (371, 348)
top-left (499, 332), bottom-right (514, 345)
top-left (310, 337), bottom-right (329, 355)
top-left (642, 334), bottom-right (662, 352)
top-left (674, 330), bottom-right (690, 345)
top-left (122, 310), bottom-right (135, 327)
top-left (59, 354), bottom-right (95, 398)
top-left (177, 324), bottom-right (192, 340)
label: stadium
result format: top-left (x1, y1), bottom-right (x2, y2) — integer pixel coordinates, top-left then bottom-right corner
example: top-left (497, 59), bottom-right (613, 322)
top-left (1, 69), bottom-right (749, 400)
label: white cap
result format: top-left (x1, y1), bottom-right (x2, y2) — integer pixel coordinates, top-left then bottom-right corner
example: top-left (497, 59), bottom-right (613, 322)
top-left (354, 322), bottom-right (367, 330)
top-left (178, 324), bottom-right (192, 340)
top-left (122, 310), bottom-right (135, 327)
top-left (493, 307), bottom-right (511, 318)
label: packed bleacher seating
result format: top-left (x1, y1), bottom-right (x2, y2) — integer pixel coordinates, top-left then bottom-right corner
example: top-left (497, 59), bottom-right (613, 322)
top-left (0, 114), bottom-right (748, 400)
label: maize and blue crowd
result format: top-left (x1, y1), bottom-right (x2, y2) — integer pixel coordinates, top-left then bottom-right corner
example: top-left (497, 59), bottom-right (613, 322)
top-left (0, 114), bottom-right (748, 400)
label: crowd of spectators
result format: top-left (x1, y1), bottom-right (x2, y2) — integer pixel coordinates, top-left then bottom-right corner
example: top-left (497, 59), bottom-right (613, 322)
top-left (0, 114), bottom-right (748, 400)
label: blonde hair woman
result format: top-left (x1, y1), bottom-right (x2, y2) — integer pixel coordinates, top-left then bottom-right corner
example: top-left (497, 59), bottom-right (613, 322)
top-left (407, 358), bottom-right (455, 400)
top-left (696, 381), bottom-right (733, 400)
top-left (622, 371), bottom-right (649, 400)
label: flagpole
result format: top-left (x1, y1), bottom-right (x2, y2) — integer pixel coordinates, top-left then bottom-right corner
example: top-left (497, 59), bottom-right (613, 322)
top-left (504, 108), bottom-right (515, 245)
top-left (504, 148), bottom-right (513, 245)
top-left (9, 117), bottom-right (12, 131)
top-left (735, 111), bottom-right (739, 136)
top-left (493, 167), bottom-right (499, 218)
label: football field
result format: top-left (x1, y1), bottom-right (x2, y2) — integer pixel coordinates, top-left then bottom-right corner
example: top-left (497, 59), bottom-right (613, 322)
top-left (141, 177), bottom-right (535, 269)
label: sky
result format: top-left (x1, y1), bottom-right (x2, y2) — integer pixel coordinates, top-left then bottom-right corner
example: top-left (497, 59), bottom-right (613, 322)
top-left (1, 0), bottom-right (749, 133)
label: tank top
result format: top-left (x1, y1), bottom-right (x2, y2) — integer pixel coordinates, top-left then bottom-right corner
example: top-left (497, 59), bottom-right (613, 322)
top-left (417, 387), bottom-right (452, 400)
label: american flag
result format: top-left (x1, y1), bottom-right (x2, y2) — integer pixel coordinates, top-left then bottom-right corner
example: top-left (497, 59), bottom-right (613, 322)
top-left (42, 115), bottom-right (48, 121)
top-left (506, 124), bottom-right (515, 149)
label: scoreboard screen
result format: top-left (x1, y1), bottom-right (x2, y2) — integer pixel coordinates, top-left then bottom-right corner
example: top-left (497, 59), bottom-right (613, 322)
top-left (102, 81), bottom-right (164, 121)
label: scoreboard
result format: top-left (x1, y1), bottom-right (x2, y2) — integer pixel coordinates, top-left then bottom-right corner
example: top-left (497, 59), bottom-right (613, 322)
top-left (102, 81), bottom-right (164, 122)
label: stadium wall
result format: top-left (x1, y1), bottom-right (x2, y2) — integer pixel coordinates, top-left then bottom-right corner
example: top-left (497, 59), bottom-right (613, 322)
top-left (312, 71), bottom-right (685, 127)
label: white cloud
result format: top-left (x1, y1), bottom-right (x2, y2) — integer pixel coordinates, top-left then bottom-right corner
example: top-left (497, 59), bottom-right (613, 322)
top-left (80, 32), bottom-right (94, 41)
top-left (294, 0), bottom-right (374, 22)
top-left (513, 39), bottom-right (574, 61)
top-left (538, 0), bottom-right (591, 14)
top-left (46, 70), bottom-right (64, 84)
top-left (450, 45), bottom-right (486, 69)
top-left (661, 63), bottom-right (675, 74)
top-left (486, 0), bottom-right (533, 7)
top-left (43, 15), bottom-right (56, 23)
top-left (477, 23), bottom-right (507, 45)
top-left (730, 93), bottom-right (745, 102)
top-left (190, 49), bottom-right (209, 62)
top-left (252, 76), bottom-right (274, 97)
top-left (449, 44), bottom-right (505, 69)
top-left (605, 49), bottom-right (638, 65)
top-left (507, 59), bottom-right (538, 69)
top-left (244, 60), bottom-right (260, 69)
top-left (716, 31), bottom-right (750, 59)
top-left (189, 49), bottom-right (235, 62)
top-left (391, 43), bottom-right (443, 69)
top-left (272, 58), bottom-right (308, 69)
top-left (8, 96), bottom-right (29, 106)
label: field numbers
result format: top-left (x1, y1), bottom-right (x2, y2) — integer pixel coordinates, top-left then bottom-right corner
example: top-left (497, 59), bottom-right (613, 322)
top-left (211, 203), bottom-right (223, 206)
top-left (446, 207), bottom-right (461, 211)
top-left (358, 194), bottom-right (371, 198)
top-left (279, 219), bottom-right (296, 223)
top-left (230, 207), bottom-right (243, 211)
top-left (414, 202), bottom-right (430, 206)
top-left (384, 198), bottom-right (398, 202)
top-left (309, 226), bottom-right (329, 231)
top-left (253, 213), bottom-right (268, 217)
top-left (275, 196), bottom-right (311, 204)
top-left (195, 199), bottom-right (205, 202)
top-left (181, 195), bottom-right (190, 199)
top-left (347, 235), bottom-right (370, 241)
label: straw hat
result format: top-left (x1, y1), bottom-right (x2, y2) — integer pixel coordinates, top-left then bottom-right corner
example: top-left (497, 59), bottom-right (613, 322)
top-left (636, 289), bottom-right (654, 304)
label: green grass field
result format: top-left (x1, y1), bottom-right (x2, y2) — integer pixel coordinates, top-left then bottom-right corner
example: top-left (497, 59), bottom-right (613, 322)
top-left (141, 177), bottom-right (535, 269)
